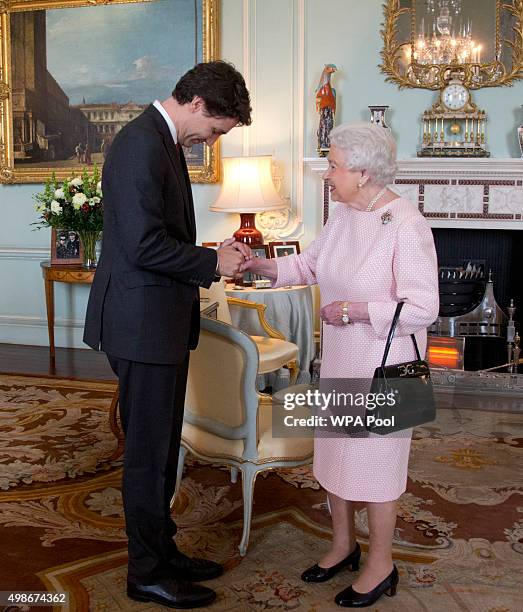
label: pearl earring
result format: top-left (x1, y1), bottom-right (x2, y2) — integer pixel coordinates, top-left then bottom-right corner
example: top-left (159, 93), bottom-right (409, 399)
top-left (357, 182), bottom-right (363, 188)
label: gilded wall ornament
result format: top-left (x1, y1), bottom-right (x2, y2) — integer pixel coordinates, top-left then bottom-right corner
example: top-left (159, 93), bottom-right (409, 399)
top-left (380, 0), bottom-right (523, 90)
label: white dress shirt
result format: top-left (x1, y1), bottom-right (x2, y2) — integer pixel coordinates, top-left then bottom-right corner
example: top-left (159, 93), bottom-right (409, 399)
top-left (153, 100), bottom-right (178, 145)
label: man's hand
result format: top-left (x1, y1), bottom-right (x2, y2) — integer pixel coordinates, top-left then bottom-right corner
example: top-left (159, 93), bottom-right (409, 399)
top-left (219, 237), bottom-right (254, 261)
top-left (216, 243), bottom-right (244, 278)
top-left (216, 238), bottom-right (253, 278)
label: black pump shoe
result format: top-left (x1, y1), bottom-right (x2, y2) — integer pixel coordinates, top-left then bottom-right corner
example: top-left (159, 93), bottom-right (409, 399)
top-left (335, 565), bottom-right (399, 608)
top-left (301, 543), bottom-right (361, 583)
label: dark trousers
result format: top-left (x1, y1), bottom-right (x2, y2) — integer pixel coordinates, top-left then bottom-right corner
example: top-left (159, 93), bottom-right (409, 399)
top-left (107, 353), bottom-right (189, 583)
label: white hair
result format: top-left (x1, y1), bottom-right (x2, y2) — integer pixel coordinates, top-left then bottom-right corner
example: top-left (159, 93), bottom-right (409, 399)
top-left (329, 122), bottom-right (398, 187)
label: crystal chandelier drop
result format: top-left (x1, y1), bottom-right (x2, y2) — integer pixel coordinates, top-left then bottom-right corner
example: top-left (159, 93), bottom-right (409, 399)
top-left (411, 0), bottom-right (482, 65)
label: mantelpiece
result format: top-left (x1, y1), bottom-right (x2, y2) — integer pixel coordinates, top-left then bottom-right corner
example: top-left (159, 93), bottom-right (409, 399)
top-left (304, 158), bottom-right (523, 230)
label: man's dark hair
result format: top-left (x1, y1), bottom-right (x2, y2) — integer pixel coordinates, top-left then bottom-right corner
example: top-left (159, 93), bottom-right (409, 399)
top-left (173, 61), bottom-right (252, 126)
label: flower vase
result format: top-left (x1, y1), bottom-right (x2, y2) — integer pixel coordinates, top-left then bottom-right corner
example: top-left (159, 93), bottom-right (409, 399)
top-left (79, 230), bottom-right (101, 268)
top-left (368, 105), bottom-right (390, 130)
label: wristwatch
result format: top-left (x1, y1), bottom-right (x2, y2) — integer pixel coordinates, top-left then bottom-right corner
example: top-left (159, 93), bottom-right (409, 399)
top-left (341, 302), bottom-right (351, 325)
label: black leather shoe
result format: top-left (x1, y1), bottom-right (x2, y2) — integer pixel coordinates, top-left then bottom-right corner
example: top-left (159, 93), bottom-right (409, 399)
top-left (301, 543), bottom-right (361, 583)
top-left (334, 565), bottom-right (399, 608)
top-left (170, 552), bottom-right (223, 581)
top-left (127, 578), bottom-right (216, 609)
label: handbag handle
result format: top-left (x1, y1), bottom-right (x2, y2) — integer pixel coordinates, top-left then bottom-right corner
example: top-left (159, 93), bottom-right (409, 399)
top-left (380, 302), bottom-right (422, 368)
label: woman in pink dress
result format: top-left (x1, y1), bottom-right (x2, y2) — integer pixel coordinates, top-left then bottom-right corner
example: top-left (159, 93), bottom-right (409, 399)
top-left (241, 123), bottom-right (439, 607)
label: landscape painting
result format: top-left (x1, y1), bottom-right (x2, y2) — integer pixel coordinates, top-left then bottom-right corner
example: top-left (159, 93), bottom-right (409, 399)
top-left (0, 0), bottom-right (219, 184)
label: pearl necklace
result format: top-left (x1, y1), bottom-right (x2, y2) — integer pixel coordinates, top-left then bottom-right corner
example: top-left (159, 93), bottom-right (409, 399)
top-left (365, 187), bottom-right (388, 212)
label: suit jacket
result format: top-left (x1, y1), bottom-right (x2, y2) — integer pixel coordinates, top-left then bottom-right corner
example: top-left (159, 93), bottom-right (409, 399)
top-left (83, 105), bottom-right (217, 364)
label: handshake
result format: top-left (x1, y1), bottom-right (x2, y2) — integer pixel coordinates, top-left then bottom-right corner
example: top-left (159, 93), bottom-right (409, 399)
top-left (215, 238), bottom-right (256, 278)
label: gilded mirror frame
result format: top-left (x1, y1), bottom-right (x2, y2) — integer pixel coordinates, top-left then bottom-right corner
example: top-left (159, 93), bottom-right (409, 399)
top-left (380, 0), bottom-right (523, 90)
top-left (0, 0), bottom-right (219, 184)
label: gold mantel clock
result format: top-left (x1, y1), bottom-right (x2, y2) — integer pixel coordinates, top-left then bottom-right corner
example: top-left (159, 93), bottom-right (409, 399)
top-left (418, 75), bottom-right (489, 158)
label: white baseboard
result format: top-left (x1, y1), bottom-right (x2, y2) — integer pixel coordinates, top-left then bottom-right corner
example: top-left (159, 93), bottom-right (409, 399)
top-left (0, 315), bottom-right (87, 349)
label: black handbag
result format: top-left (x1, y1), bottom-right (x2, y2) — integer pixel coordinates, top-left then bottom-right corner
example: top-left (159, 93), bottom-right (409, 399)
top-left (365, 302), bottom-right (436, 435)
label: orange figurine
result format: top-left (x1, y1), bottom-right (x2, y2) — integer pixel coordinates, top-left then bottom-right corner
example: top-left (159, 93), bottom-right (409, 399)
top-left (316, 64), bottom-right (338, 156)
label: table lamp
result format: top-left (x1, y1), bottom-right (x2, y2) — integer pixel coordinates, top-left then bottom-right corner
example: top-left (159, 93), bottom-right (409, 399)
top-left (210, 155), bottom-right (287, 245)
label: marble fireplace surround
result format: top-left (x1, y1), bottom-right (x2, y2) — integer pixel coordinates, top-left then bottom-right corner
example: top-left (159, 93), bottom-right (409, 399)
top-left (304, 158), bottom-right (523, 230)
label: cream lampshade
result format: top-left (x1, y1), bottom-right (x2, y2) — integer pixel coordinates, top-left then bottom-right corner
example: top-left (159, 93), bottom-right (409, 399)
top-left (210, 155), bottom-right (287, 245)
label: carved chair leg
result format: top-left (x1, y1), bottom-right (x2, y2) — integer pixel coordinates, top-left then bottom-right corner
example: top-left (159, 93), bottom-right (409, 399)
top-left (107, 385), bottom-right (125, 462)
top-left (239, 464), bottom-right (259, 556)
top-left (286, 360), bottom-right (299, 385)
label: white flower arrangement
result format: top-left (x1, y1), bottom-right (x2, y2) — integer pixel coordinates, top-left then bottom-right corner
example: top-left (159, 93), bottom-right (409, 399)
top-left (72, 193), bottom-right (88, 209)
top-left (50, 200), bottom-right (63, 214)
top-left (33, 167), bottom-right (103, 234)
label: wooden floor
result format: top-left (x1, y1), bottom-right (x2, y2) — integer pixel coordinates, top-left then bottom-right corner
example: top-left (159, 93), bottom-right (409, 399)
top-left (0, 343), bottom-right (116, 380)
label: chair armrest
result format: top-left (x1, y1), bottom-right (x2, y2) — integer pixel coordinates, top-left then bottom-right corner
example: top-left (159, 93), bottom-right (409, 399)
top-left (227, 297), bottom-right (286, 340)
top-left (256, 393), bottom-right (274, 447)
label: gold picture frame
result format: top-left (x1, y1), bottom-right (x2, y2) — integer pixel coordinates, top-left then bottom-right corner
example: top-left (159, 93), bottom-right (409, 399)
top-left (0, 0), bottom-right (220, 184)
top-left (380, 0), bottom-right (523, 90)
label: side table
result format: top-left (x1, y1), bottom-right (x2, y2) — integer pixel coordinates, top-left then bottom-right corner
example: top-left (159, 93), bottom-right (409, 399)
top-left (40, 261), bottom-right (95, 368)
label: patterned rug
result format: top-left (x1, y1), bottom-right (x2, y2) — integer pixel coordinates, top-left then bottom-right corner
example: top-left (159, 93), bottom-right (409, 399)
top-left (0, 374), bottom-right (522, 611)
top-left (0, 374), bottom-right (119, 490)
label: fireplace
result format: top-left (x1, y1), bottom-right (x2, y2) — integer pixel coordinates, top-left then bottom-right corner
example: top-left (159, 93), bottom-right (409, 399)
top-left (430, 228), bottom-right (523, 371)
top-left (431, 228), bottom-right (523, 311)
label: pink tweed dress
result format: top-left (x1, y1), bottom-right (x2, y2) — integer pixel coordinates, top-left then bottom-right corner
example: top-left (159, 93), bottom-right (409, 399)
top-left (273, 198), bottom-right (439, 502)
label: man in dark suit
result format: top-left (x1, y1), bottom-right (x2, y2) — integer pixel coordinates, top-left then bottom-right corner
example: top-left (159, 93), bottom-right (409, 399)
top-left (84, 61), bottom-right (252, 609)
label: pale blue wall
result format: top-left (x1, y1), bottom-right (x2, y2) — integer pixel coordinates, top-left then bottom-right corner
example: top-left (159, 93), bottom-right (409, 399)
top-left (1, 0), bottom-right (522, 347)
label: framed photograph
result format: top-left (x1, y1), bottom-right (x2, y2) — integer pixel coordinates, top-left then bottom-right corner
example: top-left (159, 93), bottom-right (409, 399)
top-left (0, 0), bottom-right (219, 184)
top-left (51, 228), bottom-right (83, 265)
top-left (202, 241), bottom-right (222, 250)
top-left (269, 241), bottom-right (301, 258)
top-left (251, 245), bottom-right (270, 260)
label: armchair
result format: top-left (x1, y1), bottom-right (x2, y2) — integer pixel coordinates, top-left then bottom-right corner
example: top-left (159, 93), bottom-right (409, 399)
top-left (200, 280), bottom-right (299, 385)
top-left (105, 282), bottom-right (299, 464)
top-left (177, 316), bottom-right (313, 555)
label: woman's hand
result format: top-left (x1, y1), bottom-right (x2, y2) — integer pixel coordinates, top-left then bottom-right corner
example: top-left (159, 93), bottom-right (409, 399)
top-left (240, 256), bottom-right (278, 279)
top-left (320, 301), bottom-right (347, 326)
top-left (320, 301), bottom-right (370, 325)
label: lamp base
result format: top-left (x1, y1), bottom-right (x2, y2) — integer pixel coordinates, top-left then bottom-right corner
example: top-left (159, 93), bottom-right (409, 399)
top-left (233, 213), bottom-right (264, 245)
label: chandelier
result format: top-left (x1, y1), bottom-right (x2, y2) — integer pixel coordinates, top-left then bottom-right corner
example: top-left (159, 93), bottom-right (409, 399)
top-left (410, 0), bottom-right (482, 65)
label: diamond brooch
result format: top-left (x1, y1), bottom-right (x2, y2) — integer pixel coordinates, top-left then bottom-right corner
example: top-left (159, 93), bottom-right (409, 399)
top-left (381, 210), bottom-right (393, 225)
